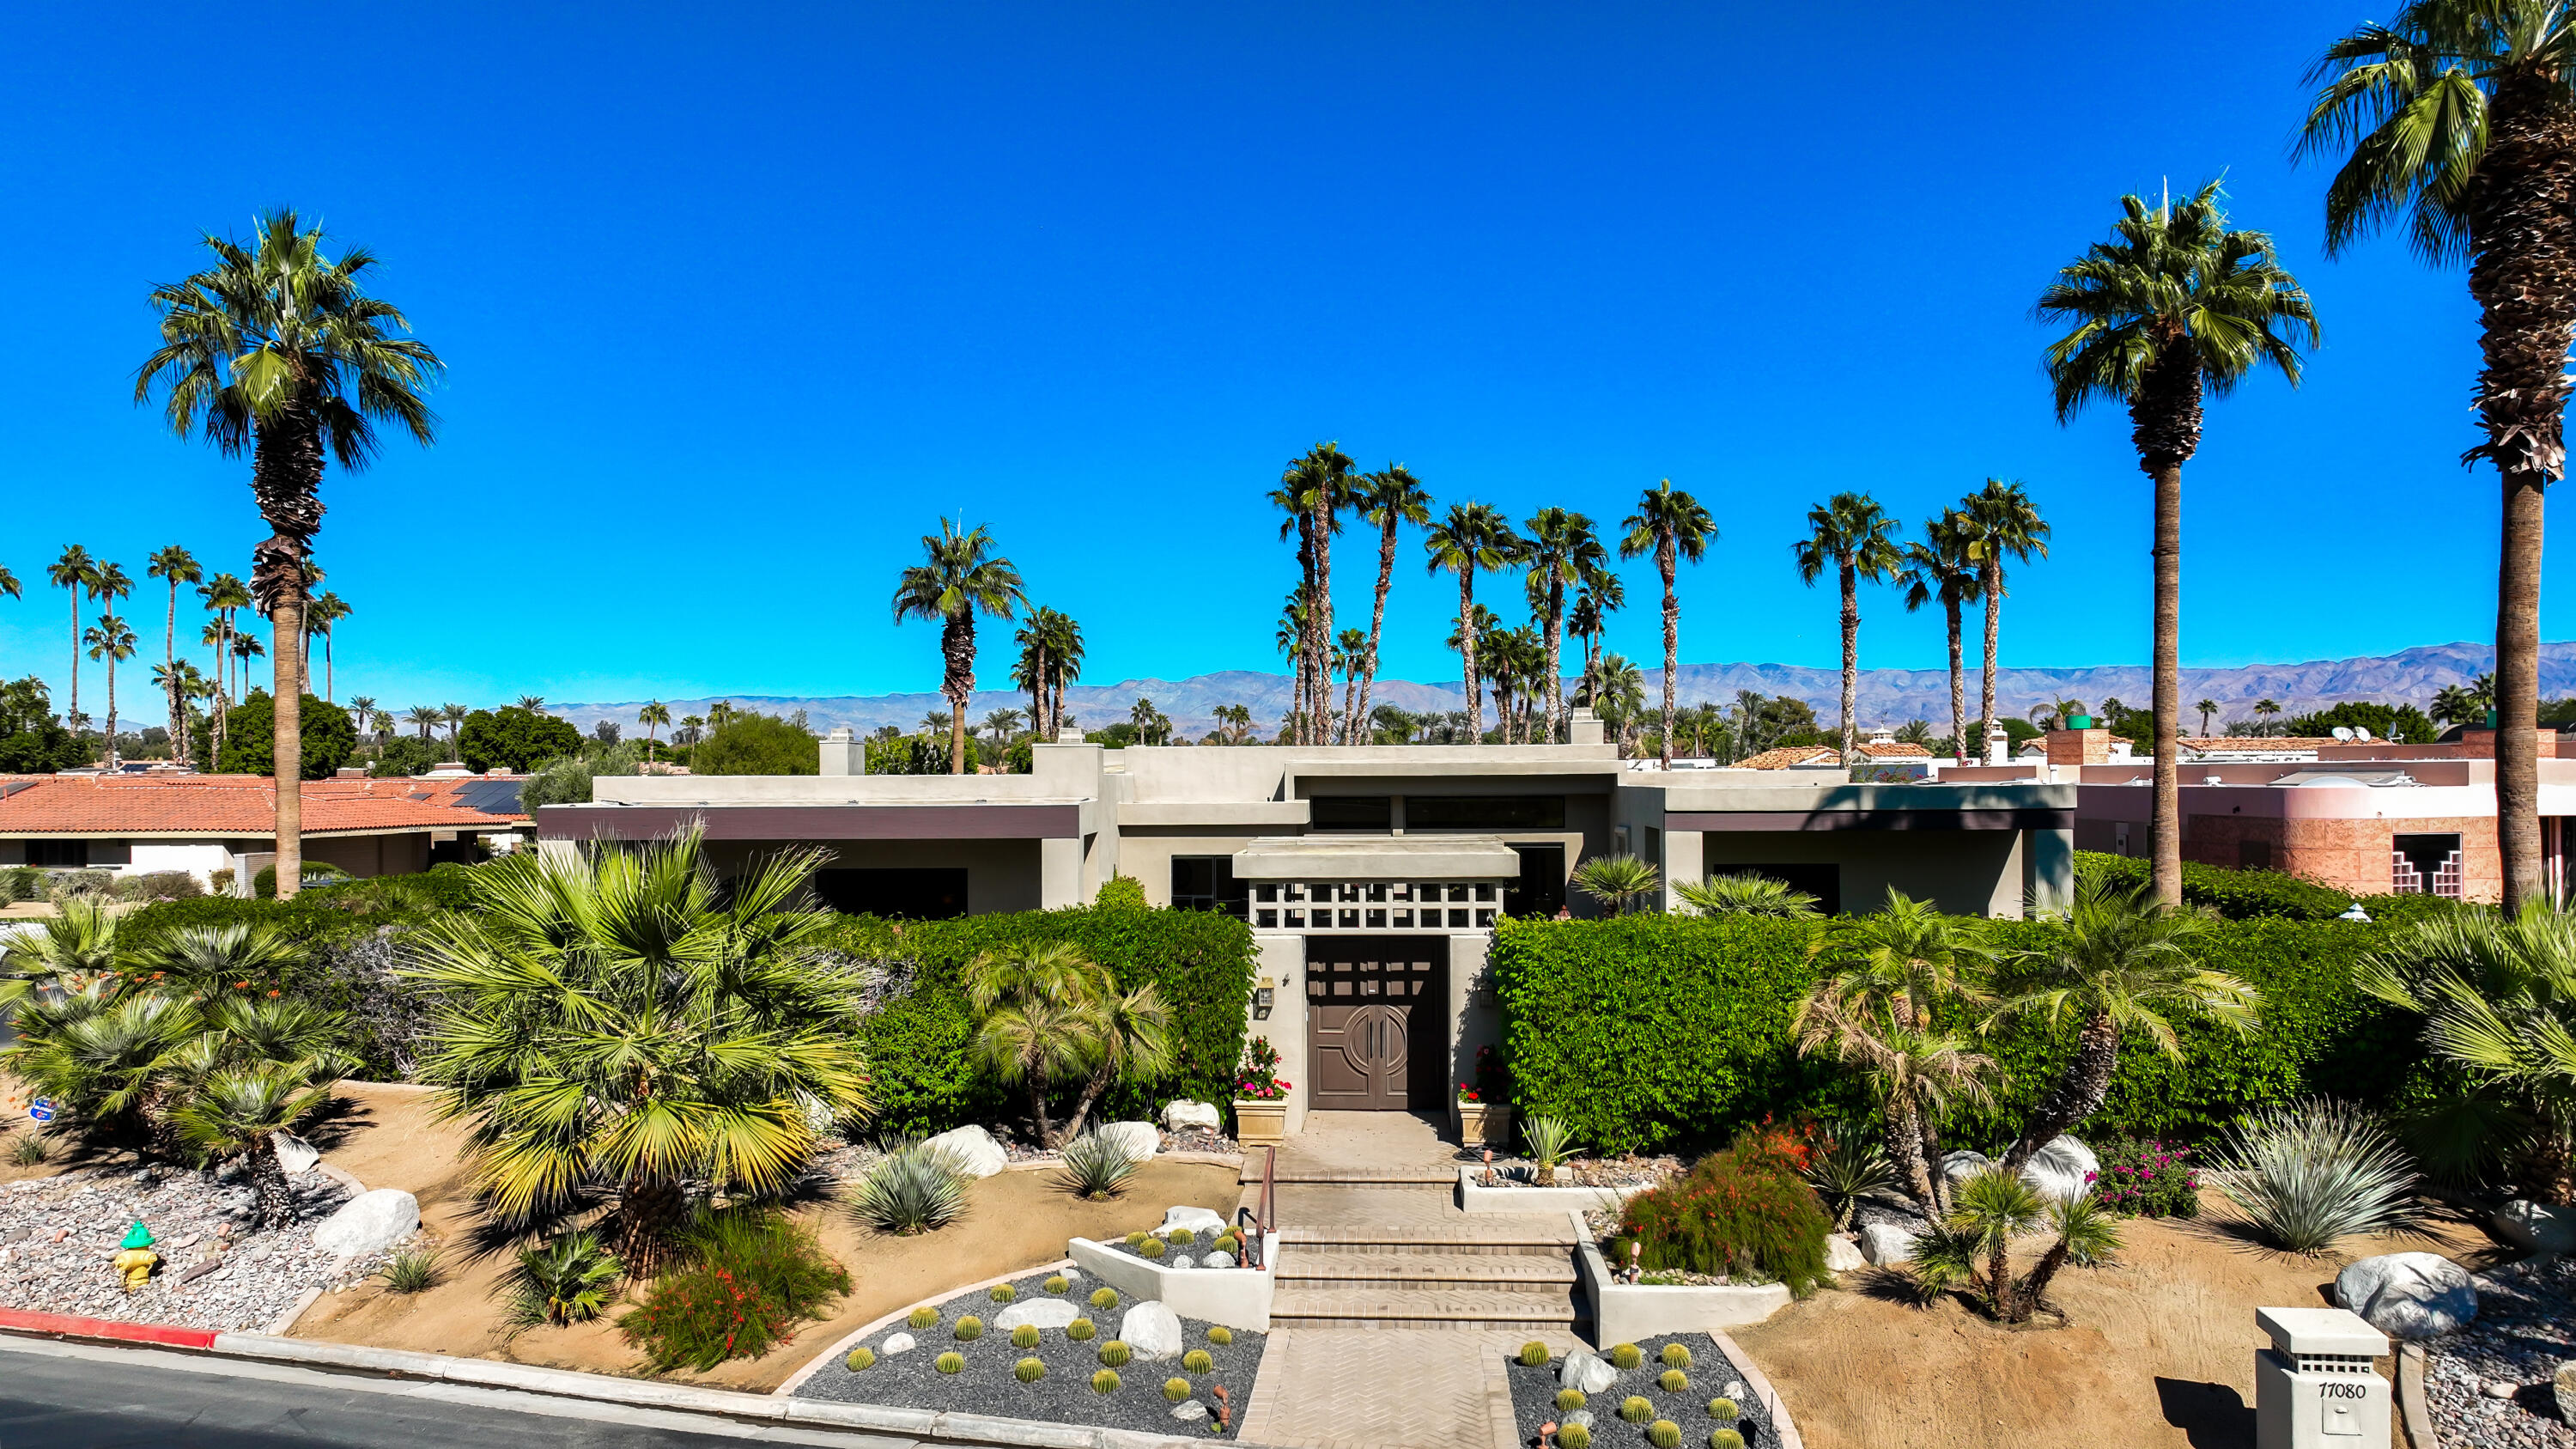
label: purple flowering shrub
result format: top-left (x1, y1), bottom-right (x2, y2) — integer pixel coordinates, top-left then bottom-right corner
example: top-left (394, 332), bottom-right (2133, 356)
top-left (2087, 1136), bottom-right (2202, 1218)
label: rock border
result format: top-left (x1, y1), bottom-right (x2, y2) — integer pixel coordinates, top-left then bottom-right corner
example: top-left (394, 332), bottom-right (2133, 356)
top-left (2396, 1342), bottom-right (2436, 1449)
top-left (776, 1256), bottom-right (1077, 1396)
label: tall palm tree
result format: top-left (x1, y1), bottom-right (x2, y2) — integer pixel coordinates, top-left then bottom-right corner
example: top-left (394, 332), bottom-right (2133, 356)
top-left (1589, 651), bottom-right (1647, 756)
top-left (1621, 481), bottom-right (1716, 770)
top-left (2253, 698), bottom-right (2282, 734)
top-left (1332, 627), bottom-right (1369, 743)
top-left (85, 615), bottom-right (137, 767)
top-left (2300, 7), bottom-right (2576, 910)
top-left (1424, 503), bottom-right (1522, 739)
top-left (1899, 509), bottom-right (1984, 764)
top-left (199, 573), bottom-right (250, 729)
top-left (404, 705), bottom-right (440, 741)
top-left (47, 546), bottom-right (97, 731)
top-left (2196, 698), bottom-right (2219, 736)
top-left (1522, 508), bottom-right (1607, 743)
top-left (1278, 443), bottom-right (1356, 745)
top-left (440, 703), bottom-right (469, 755)
top-left (1274, 588), bottom-right (1313, 740)
top-left (87, 563), bottom-right (133, 726)
top-left (636, 701), bottom-right (670, 763)
top-left (135, 209), bottom-right (444, 898)
top-left (303, 591), bottom-right (349, 700)
top-left (1011, 606), bottom-right (1083, 741)
top-left (516, 695), bottom-right (547, 712)
top-left (1567, 569), bottom-right (1625, 698)
top-left (1349, 465), bottom-right (1432, 746)
top-left (1990, 877), bottom-right (2258, 1175)
top-left (1960, 479), bottom-right (2050, 752)
top-left (891, 520), bottom-right (1026, 774)
top-left (2039, 184), bottom-right (2316, 905)
top-left (147, 546), bottom-right (201, 766)
top-left (1791, 492), bottom-right (1903, 764)
top-left (1041, 609), bottom-right (1083, 741)
top-left (344, 696), bottom-right (377, 758)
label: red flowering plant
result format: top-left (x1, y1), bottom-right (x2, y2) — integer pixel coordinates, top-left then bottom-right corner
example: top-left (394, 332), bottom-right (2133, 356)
top-left (1606, 1120), bottom-right (1832, 1295)
top-left (1234, 1036), bottom-right (1289, 1100)
top-left (2087, 1136), bottom-right (2202, 1219)
top-left (1457, 1044), bottom-right (1510, 1104)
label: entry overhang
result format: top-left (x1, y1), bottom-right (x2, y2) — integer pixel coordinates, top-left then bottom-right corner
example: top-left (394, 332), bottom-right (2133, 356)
top-left (1231, 833), bottom-right (1521, 880)
top-left (537, 802), bottom-right (1083, 840)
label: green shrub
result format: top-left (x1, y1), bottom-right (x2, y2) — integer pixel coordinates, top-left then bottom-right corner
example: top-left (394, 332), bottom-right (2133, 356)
top-left (1091, 1368), bottom-right (1121, 1394)
top-left (216, 691), bottom-right (356, 779)
top-left (1098, 1340), bottom-right (1132, 1367)
top-left (1521, 1341), bottom-right (1550, 1367)
top-left (1090, 1287), bottom-right (1119, 1310)
top-left (617, 1212), bottom-right (851, 1371)
top-left (376, 1248), bottom-right (440, 1294)
top-left (1012, 1323), bottom-right (1041, 1349)
top-left (908, 1306), bottom-right (939, 1329)
top-left (1620, 1396), bottom-right (1654, 1424)
top-left (1182, 1349), bottom-right (1212, 1373)
top-left (846, 1346), bottom-right (876, 1371)
top-left (1017, 1357), bottom-right (1047, 1383)
top-left (1044, 1275), bottom-right (1071, 1294)
top-left (2089, 1136), bottom-right (2202, 1218)
top-left (1660, 1342), bottom-right (1692, 1368)
top-left (2073, 851), bottom-right (2464, 928)
top-left (690, 711), bottom-right (820, 776)
top-left (1660, 1369), bottom-right (1688, 1392)
top-left (1093, 874), bottom-right (1148, 910)
top-left (1067, 1317), bottom-right (1097, 1340)
top-left (1557, 1389), bottom-right (1588, 1412)
top-left (459, 705), bottom-right (583, 774)
top-left (1610, 1343), bottom-right (1643, 1370)
top-left (1163, 1377), bottom-right (1193, 1403)
top-left (952, 1314), bottom-right (983, 1341)
top-left (937, 1351), bottom-right (964, 1374)
top-left (1610, 1127), bottom-right (1832, 1295)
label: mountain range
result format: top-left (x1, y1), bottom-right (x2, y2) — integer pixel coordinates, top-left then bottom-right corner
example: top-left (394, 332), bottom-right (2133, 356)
top-left (544, 641), bottom-right (2573, 740)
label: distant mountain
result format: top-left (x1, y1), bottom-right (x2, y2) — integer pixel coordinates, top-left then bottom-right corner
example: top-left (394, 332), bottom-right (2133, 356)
top-left (547, 641), bottom-right (2573, 740)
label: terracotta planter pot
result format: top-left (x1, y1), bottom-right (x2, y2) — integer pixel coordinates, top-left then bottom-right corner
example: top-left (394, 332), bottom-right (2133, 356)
top-left (1454, 1100), bottom-right (1514, 1150)
top-left (1232, 1100), bottom-right (1286, 1148)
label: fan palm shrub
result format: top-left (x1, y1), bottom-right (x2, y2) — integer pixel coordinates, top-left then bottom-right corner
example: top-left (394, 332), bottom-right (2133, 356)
top-left (2209, 1100), bottom-right (2417, 1254)
top-left (960, 940), bottom-right (1172, 1148)
top-left (1911, 1168), bottom-right (2122, 1323)
top-left (851, 1141), bottom-right (969, 1234)
top-left (2357, 903), bottom-right (2576, 1201)
top-left (507, 1230), bottom-right (623, 1328)
top-left (408, 831), bottom-right (875, 1267)
top-left (1572, 855), bottom-right (1661, 916)
top-left (169, 1062), bottom-right (337, 1228)
top-left (1674, 873), bottom-right (1822, 918)
top-left (1, 896), bottom-right (120, 999)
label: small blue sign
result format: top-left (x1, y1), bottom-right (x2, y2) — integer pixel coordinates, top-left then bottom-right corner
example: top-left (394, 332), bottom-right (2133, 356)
top-left (27, 1098), bottom-right (53, 1124)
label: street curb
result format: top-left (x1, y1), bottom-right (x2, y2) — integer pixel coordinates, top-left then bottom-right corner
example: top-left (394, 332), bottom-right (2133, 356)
top-left (0, 1306), bottom-right (217, 1349)
top-left (2397, 1342), bottom-right (2438, 1449)
top-left (776, 1256), bottom-right (1077, 1396)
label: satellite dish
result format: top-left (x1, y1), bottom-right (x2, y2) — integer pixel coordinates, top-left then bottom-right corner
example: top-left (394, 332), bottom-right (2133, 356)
top-left (2354, 727), bottom-right (2373, 741)
top-left (2331, 727), bottom-right (2354, 741)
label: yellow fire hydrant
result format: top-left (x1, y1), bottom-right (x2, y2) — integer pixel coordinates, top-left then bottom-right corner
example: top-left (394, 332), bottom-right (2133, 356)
top-left (113, 1221), bottom-right (158, 1293)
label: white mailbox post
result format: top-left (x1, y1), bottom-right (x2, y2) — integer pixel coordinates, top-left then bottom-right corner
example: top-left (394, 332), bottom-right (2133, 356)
top-left (2257, 1306), bottom-right (2391, 1448)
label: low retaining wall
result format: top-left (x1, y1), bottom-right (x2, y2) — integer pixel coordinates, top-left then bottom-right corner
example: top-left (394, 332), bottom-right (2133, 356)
top-left (1568, 1210), bottom-right (1791, 1340)
top-left (1455, 1166), bottom-right (1638, 1214)
top-left (1066, 1236), bottom-right (1279, 1332)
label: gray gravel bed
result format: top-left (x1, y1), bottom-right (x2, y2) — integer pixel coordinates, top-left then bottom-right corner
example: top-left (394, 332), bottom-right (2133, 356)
top-left (2426, 1257), bottom-right (2576, 1447)
top-left (1504, 1334), bottom-right (1776, 1449)
top-left (795, 1268), bottom-right (1265, 1438)
top-left (0, 1162), bottom-right (399, 1332)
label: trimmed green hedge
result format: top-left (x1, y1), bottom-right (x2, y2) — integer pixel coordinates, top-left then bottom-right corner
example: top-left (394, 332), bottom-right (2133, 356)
top-left (1492, 910), bottom-right (2436, 1155)
top-left (2073, 849), bottom-right (2463, 928)
top-left (823, 904), bottom-right (1256, 1136)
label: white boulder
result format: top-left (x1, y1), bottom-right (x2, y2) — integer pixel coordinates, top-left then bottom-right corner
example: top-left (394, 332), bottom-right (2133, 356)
top-left (1170, 1400), bottom-right (1208, 1422)
top-left (1160, 1205), bottom-right (1229, 1236)
top-left (1163, 1100), bottom-right (1222, 1133)
top-left (994, 1298), bottom-right (1082, 1331)
top-left (882, 1331), bottom-right (917, 1355)
top-left (1938, 1149), bottom-right (1992, 1189)
top-left (1059, 1267), bottom-right (1084, 1283)
top-left (1859, 1221), bottom-right (1917, 1266)
top-left (270, 1131), bottom-right (320, 1177)
top-left (2336, 1252), bottom-right (2478, 1340)
top-left (311, 1189), bottom-right (418, 1259)
top-left (1118, 1300), bottom-right (1185, 1360)
top-left (2494, 1200), bottom-right (2576, 1257)
top-left (1202, 1249), bottom-right (1236, 1269)
top-left (1824, 1234), bottom-right (1867, 1273)
top-left (1168, 1254), bottom-right (1194, 1270)
top-left (923, 1125), bottom-right (1008, 1178)
top-left (2021, 1136), bottom-right (2099, 1202)
top-left (1558, 1350), bottom-right (1619, 1394)
top-left (1096, 1121), bottom-right (1161, 1162)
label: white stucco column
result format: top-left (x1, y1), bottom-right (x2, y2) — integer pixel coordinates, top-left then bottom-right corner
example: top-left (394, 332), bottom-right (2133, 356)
top-left (1661, 829), bottom-right (1703, 912)
top-left (1249, 934), bottom-right (1308, 1135)
top-left (1040, 836), bottom-right (1084, 909)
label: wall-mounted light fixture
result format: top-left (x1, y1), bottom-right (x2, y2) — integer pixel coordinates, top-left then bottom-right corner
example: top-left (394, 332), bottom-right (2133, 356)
top-left (1254, 977), bottom-right (1276, 1019)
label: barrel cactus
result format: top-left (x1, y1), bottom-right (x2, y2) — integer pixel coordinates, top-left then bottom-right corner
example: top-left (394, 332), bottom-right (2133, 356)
top-left (1125, 1231), bottom-right (1150, 1247)
top-left (1098, 1340), bottom-right (1133, 1368)
top-left (1556, 1389), bottom-right (1587, 1412)
top-left (1091, 1369), bottom-right (1121, 1394)
top-left (1661, 1342), bottom-right (1692, 1369)
top-left (1558, 1424), bottom-right (1593, 1449)
top-left (1620, 1396), bottom-right (1654, 1424)
top-left (1165, 1227), bottom-right (1196, 1246)
top-left (1015, 1356), bottom-right (1047, 1383)
top-left (1164, 1377), bottom-right (1194, 1403)
top-left (990, 1283), bottom-right (1017, 1304)
top-left (1067, 1318), bottom-right (1097, 1341)
top-left (936, 1352), bottom-right (964, 1374)
top-left (1707, 1398), bottom-right (1739, 1423)
top-left (1520, 1341), bottom-right (1550, 1367)
top-left (1660, 1369), bottom-right (1689, 1393)
top-left (1182, 1349), bottom-right (1213, 1373)
top-left (1710, 1431), bottom-right (1745, 1449)
top-left (1208, 1326), bottom-right (1234, 1346)
top-left (844, 1347), bottom-right (876, 1372)
top-left (1610, 1343), bottom-right (1644, 1371)
top-left (908, 1306), bottom-right (939, 1330)
top-left (1012, 1324), bottom-right (1041, 1349)
top-left (1649, 1422), bottom-right (1682, 1449)
top-left (1044, 1275), bottom-right (1071, 1294)
top-left (1091, 1287), bottom-right (1120, 1310)
top-left (953, 1315), bottom-right (983, 1341)
top-left (1139, 1239), bottom-right (1166, 1259)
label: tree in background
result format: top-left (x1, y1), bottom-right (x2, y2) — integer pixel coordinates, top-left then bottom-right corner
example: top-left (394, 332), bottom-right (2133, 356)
top-left (636, 701), bottom-right (669, 763)
top-left (459, 705), bottom-right (584, 774)
top-left (135, 210), bottom-right (445, 898)
top-left (306, 591), bottom-right (349, 700)
top-left (440, 703), bottom-right (468, 755)
top-left (47, 546), bottom-right (96, 733)
top-left (1899, 508), bottom-right (1984, 764)
top-left (1793, 492), bottom-right (1903, 764)
top-left (1961, 479), bottom-right (2050, 752)
top-left (1011, 606), bottom-right (1083, 741)
top-left (2196, 698), bottom-right (2218, 735)
top-left (1522, 507), bottom-right (1607, 743)
top-left (2302, 2), bottom-right (2576, 910)
top-left (215, 691), bottom-right (357, 780)
top-left (0, 678), bottom-right (82, 773)
top-left (2284, 699), bottom-right (2440, 744)
top-left (1212, 703), bottom-right (1255, 745)
top-left (198, 572), bottom-right (251, 758)
top-left (2253, 698), bottom-right (2283, 734)
top-left (82, 614), bottom-right (137, 766)
top-left (1622, 481), bottom-right (1716, 770)
top-left (1278, 443), bottom-right (1356, 745)
top-left (147, 546), bottom-right (201, 766)
top-left (1349, 464), bottom-right (1431, 746)
top-left (1425, 502), bottom-right (1522, 740)
top-left (1567, 569), bottom-right (1624, 704)
top-left (691, 711), bottom-right (819, 775)
top-left (2039, 183), bottom-right (2315, 905)
top-left (891, 520), bottom-right (1025, 774)
top-left (1332, 628), bottom-right (1369, 741)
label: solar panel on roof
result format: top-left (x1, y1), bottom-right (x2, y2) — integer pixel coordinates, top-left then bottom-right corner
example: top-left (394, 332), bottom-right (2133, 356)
top-left (449, 779), bottom-right (526, 815)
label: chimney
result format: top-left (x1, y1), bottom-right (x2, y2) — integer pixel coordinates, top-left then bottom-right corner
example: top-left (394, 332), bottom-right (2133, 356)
top-left (1985, 721), bottom-right (2011, 766)
top-left (1568, 708), bottom-right (1607, 746)
top-left (2046, 727), bottom-right (2112, 767)
top-left (818, 726), bottom-right (865, 776)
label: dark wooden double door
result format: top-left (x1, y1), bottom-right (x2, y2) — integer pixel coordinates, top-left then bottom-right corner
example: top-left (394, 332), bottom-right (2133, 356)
top-left (1306, 936), bottom-right (1449, 1111)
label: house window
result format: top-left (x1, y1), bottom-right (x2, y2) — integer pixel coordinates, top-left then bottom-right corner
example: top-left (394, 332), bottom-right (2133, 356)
top-left (1170, 857), bottom-right (1249, 918)
top-left (1404, 795), bottom-right (1565, 831)
top-left (2391, 833), bottom-right (2464, 898)
top-left (1505, 843), bottom-right (1567, 918)
top-left (27, 840), bottom-right (88, 868)
top-left (812, 868), bottom-right (968, 919)
top-left (1309, 796), bottom-right (1393, 831)
top-left (2237, 839), bottom-right (2273, 871)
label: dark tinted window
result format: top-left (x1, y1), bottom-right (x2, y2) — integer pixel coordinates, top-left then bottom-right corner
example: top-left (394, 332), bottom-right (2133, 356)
top-left (1309, 796), bottom-right (1393, 831)
top-left (813, 868), bottom-right (969, 919)
top-left (1505, 843), bottom-right (1566, 918)
top-left (1724, 864), bottom-right (1841, 916)
top-left (27, 840), bottom-right (86, 868)
top-left (1405, 795), bottom-right (1565, 831)
top-left (1170, 855), bottom-right (1249, 918)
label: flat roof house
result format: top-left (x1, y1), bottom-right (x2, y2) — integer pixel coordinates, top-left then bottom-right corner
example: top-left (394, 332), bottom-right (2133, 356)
top-left (538, 712), bottom-right (2073, 1135)
top-left (0, 773), bottom-right (532, 892)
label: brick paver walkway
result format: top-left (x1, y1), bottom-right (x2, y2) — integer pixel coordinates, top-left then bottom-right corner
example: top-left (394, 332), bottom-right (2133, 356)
top-left (1236, 1326), bottom-right (1583, 1449)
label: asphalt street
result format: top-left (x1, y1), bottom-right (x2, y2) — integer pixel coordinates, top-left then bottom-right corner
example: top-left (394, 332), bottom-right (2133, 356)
top-left (0, 1335), bottom-right (920, 1449)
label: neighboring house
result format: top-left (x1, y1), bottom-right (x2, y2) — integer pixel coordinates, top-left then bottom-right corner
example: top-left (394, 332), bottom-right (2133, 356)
top-left (0, 773), bottom-right (531, 892)
top-left (538, 709), bottom-right (2073, 1136)
top-left (1945, 726), bottom-right (2576, 904)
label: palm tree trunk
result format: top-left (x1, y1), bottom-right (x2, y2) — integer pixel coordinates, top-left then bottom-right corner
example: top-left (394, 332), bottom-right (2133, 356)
top-left (943, 612), bottom-right (975, 774)
top-left (2002, 1009), bottom-right (2120, 1175)
top-left (1356, 521), bottom-right (1397, 746)
top-left (1308, 496), bottom-right (1334, 746)
top-left (1838, 562), bottom-right (1859, 763)
top-left (2127, 341), bottom-right (2201, 908)
top-left (324, 633), bottom-right (334, 703)
top-left (1980, 561), bottom-right (2002, 761)
top-left (66, 589), bottom-right (79, 740)
top-left (1659, 539), bottom-right (1678, 770)
top-left (1886, 1098), bottom-right (1937, 1216)
top-left (272, 596), bottom-right (304, 896)
top-left (1029, 1079), bottom-right (1057, 1150)
top-left (1984, 1235), bottom-right (2013, 1320)
top-left (104, 654), bottom-right (117, 767)
top-left (1945, 596), bottom-right (1966, 764)
top-left (164, 584), bottom-right (182, 768)
top-left (616, 1177), bottom-right (689, 1273)
top-left (1544, 582), bottom-right (1565, 744)
top-left (1458, 574), bottom-right (1480, 740)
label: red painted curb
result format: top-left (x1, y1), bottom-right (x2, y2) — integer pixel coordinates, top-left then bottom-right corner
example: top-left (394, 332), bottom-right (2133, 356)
top-left (0, 1306), bottom-right (217, 1349)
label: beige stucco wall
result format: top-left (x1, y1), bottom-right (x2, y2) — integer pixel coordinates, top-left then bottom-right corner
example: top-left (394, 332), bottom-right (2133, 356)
top-left (698, 837), bottom-right (1045, 915)
top-left (304, 832), bottom-right (432, 880)
top-left (1697, 828), bottom-right (2029, 918)
top-left (1248, 933), bottom-right (1308, 1135)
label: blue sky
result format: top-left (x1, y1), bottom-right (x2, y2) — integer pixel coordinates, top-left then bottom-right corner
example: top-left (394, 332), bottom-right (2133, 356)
top-left (0, 2), bottom-right (2543, 710)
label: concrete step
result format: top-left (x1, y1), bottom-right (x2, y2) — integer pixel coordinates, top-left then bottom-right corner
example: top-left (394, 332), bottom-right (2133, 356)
top-left (1269, 1283), bottom-right (1583, 1330)
top-left (1279, 1249), bottom-right (1577, 1292)
top-left (1277, 1223), bottom-right (1578, 1251)
top-left (1238, 1165), bottom-right (1461, 1186)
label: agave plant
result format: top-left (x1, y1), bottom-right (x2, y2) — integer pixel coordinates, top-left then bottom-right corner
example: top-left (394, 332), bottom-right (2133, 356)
top-left (1054, 1129), bottom-right (1140, 1201)
top-left (1804, 1135), bottom-right (1896, 1230)
top-left (507, 1230), bottom-right (623, 1328)
top-left (1675, 873), bottom-right (1823, 918)
top-left (852, 1141), bottom-right (969, 1234)
top-left (1522, 1114), bottom-right (1576, 1186)
top-left (1571, 855), bottom-right (1662, 916)
top-left (2209, 1099), bottom-right (2417, 1255)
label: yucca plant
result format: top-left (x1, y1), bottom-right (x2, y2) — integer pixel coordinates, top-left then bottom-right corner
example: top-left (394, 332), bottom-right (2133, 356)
top-left (1572, 855), bottom-right (1662, 916)
top-left (1522, 1114), bottom-right (1576, 1186)
top-left (2209, 1099), bottom-right (2417, 1254)
top-left (1054, 1130), bottom-right (1139, 1201)
top-left (1804, 1135), bottom-right (1896, 1230)
top-left (851, 1141), bottom-right (969, 1234)
top-left (1675, 872), bottom-right (1822, 918)
top-left (376, 1248), bottom-right (440, 1294)
top-left (507, 1230), bottom-right (623, 1328)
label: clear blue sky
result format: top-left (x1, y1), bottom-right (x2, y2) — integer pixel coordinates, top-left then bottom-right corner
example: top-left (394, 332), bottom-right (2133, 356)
top-left (0, 2), bottom-right (2548, 710)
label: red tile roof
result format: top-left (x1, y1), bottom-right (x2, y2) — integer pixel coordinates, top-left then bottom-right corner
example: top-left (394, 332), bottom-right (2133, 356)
top-left (0, 774), bottom-right (528, 836)
top-left (1738, 745), bottom-right (1842, 770)
top-left (1856, 740), bottom-right (1934, 758)
top-left (2179, 737), bottom-right (2336, 752)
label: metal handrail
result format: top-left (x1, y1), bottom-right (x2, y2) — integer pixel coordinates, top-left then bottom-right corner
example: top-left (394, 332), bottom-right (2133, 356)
top-left (1253, 1145), bottom-right (1277, 1268)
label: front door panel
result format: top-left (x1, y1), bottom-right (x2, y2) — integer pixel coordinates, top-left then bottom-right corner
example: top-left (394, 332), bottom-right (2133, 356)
top-left (1305, 937), bottom-right (1443, 1111)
